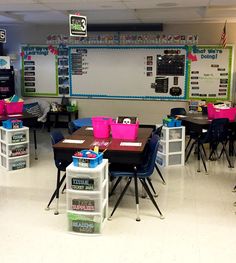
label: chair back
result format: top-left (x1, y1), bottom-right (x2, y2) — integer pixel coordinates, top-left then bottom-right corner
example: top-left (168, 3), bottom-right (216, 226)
top-left (50, 130), bottom-right (70, 170)
top-left (170, 107), bottom-right (186, 117)
top-left (203, 118), bottom-right (229, 143)
top-left (68, 121), bottom-right (77, 134)
top-left (139, 134), bottom-right (159, 177)
top-left (50, 130), bottom-right (64, 145)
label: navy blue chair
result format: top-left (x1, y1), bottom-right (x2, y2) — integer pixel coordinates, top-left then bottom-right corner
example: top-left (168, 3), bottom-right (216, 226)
top-left (109, 134), bottom-right (164, 221)
top-left (185, 118), bottom-right (233, 173)
top-left (68, 121), bottom-right (77, 134)
top-left (170, 107), bottom-right (186, 117)
top-left (45, 130), bottom-right (71, 215)
top-left (73, 117), bottom-right (92, 129)
top-left (153, 125), bottom-right (166, 185)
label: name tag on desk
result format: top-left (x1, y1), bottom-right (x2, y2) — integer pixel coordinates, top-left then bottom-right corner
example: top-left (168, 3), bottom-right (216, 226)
top-left (62, 139), bottom-right (85, 144)
top-left (120, 142), bottom-right (142, 147)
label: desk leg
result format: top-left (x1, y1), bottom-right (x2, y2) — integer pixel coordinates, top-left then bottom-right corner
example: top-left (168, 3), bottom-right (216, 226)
top-left (33, 129), bottom-right (38, 160)
top-left (134, 166), bottom-right (141, 221)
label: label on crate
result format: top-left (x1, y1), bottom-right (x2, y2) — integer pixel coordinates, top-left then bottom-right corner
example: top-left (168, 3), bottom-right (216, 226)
top-left (12, 160), bottom-right (26, 170)
top-left (72, 199), bottom-right (95, 211)
top-left (9, 145), bottom-right (27, 157)
top-left (72, 220), bottom-right (95, 233)
top-left (71, 178), bottom-right (94, 190)
top-left (11, 133), bottom-right (26, 143)
top-left (78, 158), bottom-right (90, 168)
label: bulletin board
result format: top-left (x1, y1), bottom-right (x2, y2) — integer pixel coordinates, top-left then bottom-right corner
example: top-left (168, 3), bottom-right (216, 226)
top-left (21, 46), bottom-right (58, 96)
top-left (69, 46), bottom-right (188, 100)
top-left (21, 44), bottom-right (234, 101)
top-left (188, 45), bottom-right (233, 101)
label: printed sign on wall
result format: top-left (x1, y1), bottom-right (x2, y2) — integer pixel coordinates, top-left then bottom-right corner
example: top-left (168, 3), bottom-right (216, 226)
top-left (0, 29), bottom-right (6, 43)
top-left (188, 46), bottom-right (233, 101)
top-left (0, 56), bottom-right (10, 69)
top-left (69, 14), bottom-right (87, 37)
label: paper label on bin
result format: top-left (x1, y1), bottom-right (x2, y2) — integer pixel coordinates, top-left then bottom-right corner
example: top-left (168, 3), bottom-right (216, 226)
top-left (120, 142), bottom-right (142, 147)
top-left (62, 139), bottom-right (85, 144)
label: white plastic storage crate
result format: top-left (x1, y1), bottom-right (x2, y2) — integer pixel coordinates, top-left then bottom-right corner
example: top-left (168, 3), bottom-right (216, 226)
top-left (67, 191), bottom-right (107, 213)
top-left (0, 127), bottom-right (29, 144)
top-left (157, 126), bottom-right (185, 167)
top-left (0, 126), bottom-right (30, 171)
top-left (1, 155), bottom-right (29, 171)
top-left (67, 204), bottom-right (107, 235)
top-left (66, 159), bottom-right (108, 235)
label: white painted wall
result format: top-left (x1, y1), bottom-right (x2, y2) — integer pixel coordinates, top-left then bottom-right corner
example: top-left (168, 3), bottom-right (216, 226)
top-left (3, 23), bottom-right (236, 123)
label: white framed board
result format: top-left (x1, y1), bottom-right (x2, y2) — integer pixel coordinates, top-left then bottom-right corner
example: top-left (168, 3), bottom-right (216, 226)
top-left (69, 46), bottom-right (188, 100)
top-left (188, 45), bottom-right (233, 101)
top-left (21, 46), bottom-right (58, 96)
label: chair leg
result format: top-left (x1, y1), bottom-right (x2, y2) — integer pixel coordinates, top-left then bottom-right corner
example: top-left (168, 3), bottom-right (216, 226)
top-left (109, 177), bottom-right (122, 197)
top-left (45, 170), bottom-right (66, 214)
top-left (155, 163), bottom-right (166, 185)
top-left (139, 178), bottom-right (164, 219)
top-left (109, 177), bottom-right (132, 220)
top-left (185, 137), bottom-right (192, 152)
top-left (61, 183), bottom-right (66, 194)
top-left (146, 177), bottom-right (158, 197)
top-left (185, 140), bottom-right (196, 163)
top-left (200, 146), bottom-right (208, 173)
top-left (221, 142), bottom-right (234, 168)
top-left (133, 168), bottom-right (141, 221)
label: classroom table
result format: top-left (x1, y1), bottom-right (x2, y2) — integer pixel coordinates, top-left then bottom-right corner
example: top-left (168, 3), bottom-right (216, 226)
top-left (53, 126), bottom-right (153, 164)
top-left (179, 113), bottom-right (235, 172)
top-left (53, 126), bottom-right (153, 219)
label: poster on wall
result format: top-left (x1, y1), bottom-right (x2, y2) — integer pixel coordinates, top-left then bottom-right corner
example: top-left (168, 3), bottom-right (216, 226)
top-left (69, 46), bottom-right (188, 100)
top-left (21, 46), bottom-right (58, 96)
top-left (188, 45), bottom-right (233, 101)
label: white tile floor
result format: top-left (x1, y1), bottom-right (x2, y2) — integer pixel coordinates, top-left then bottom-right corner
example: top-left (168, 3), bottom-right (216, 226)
top-left (0, 129), bottom-right (236, 263)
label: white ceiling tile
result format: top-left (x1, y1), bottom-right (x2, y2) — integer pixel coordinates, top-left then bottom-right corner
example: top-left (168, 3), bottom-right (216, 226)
top-left (124, 0), bottom-right (210, 9)
top-left (43, 2), bottom-right (126, 11)
top-left (0, 4), bottom-right (50, 11)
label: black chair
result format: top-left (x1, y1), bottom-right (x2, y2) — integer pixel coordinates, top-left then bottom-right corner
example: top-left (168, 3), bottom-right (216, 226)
top-left (185, 118), bottom-right (233, 173)
top-left (170, 107), bottom-right (187, 117)
top-left (153, 125), bottom-right (166, 185)
top-left (109, 134), bottom-right (164, 221)
top-left (45, 130), bottom-right (71, 215)
top-left (68, 121), bottom-right (77, 134)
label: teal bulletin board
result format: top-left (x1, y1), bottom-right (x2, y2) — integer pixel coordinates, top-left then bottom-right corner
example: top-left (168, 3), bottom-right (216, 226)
top-left (21, 44), bottom-right (234, 101)
top-left (69, 46), bottom-right (188, 100)
top-left (21, 46), bottom-right (58, 96)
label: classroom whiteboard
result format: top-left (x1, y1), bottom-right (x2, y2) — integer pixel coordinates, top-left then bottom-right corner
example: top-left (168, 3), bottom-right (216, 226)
top-left (188, 46), bottom-right (233, 100)
top-left (69, 46), bottom-right (188, 100)
top-left (22, 46), bottom-right (58, 96)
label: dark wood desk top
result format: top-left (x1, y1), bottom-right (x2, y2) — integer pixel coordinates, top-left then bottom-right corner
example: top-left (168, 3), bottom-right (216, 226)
top-left (54, 127), bottom-right (153, 153)
top-left (0, 111), bottom-right (37, 122)
top-left (53, 127), bottom-right (153, 164)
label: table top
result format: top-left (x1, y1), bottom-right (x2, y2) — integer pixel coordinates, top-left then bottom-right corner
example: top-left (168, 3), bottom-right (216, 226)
top-left (0, 111), bottom-right (37, 122)
top-left (53, 127), bottom-right (153, 164)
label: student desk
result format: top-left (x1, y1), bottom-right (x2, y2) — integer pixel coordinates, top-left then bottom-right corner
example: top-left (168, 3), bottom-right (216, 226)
top-left (53, 126), bottom-right (153, 218)
top-left (53, 127), bottom-right (153, 165)
top-left (179, 113), bottom-right (235, 171)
